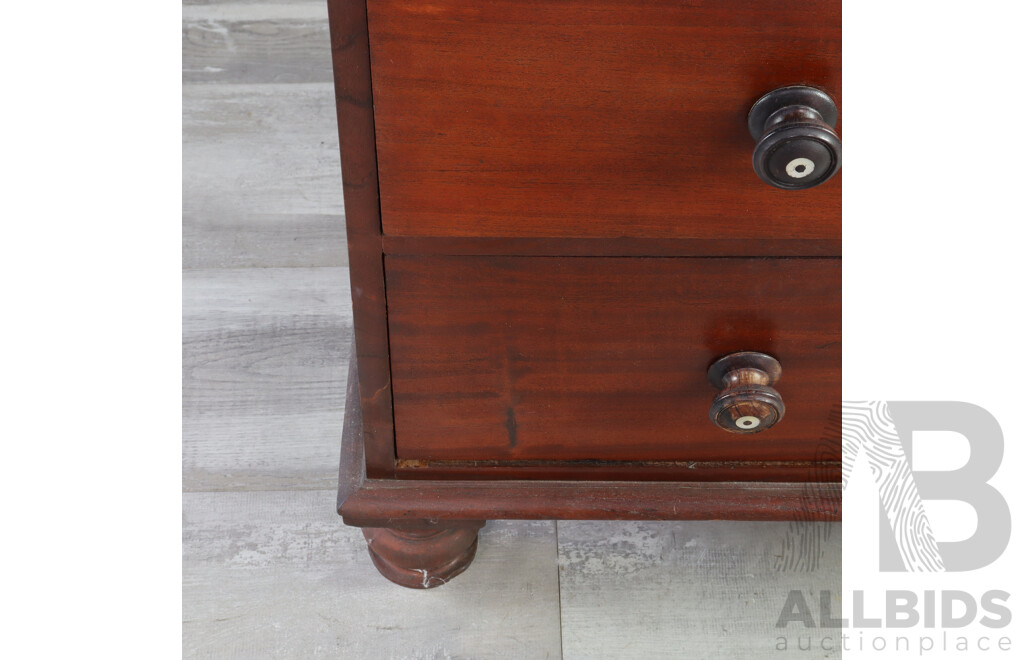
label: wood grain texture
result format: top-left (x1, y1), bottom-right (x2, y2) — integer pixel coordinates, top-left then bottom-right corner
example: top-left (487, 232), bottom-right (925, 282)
top-left (367, 0), bottom-right (841, 240)
top-left (342, 478), bottom-right (841, 527)
top-left (328, 0), bottom-right (398, 477)
top-left (394, 460), bottom-right (841, 483)
top-left (183, 83), bottom-right (347, 269)
top-left (362, 523), bottom-right (485, 588)
top-left (184, 490), bottom-right (562, 658)
top-left (183, 268), bottom-right (352, 491)
top-left (183, 2), bottom-right (334, 84)
top-left (558, 520), bottom-right (841, 659)
top-left (383, 236), bottom-right (841, 258)
top-left (386, 256), bottom-right (840, 462)
top-left (339, 349), bottom-right (840, 525)
top-left (184, 0), bottom-right (285, 5)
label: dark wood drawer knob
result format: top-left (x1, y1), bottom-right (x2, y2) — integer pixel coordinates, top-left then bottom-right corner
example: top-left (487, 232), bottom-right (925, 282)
top-left (707, 351), bottom-right (785, 433)
top-left (748, 86), bottom-right (841, 190)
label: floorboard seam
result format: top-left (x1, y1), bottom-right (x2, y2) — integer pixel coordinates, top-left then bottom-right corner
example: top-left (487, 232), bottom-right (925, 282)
top-left (554, 520), bottom-right (565, 660)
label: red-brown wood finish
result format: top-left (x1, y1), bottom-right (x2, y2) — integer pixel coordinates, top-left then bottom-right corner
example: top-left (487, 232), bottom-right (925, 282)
top-left (327, 0), bottom-right (395, 477)
top-left (346, 480), bottom-right (842, 527)
top-left (385, 254), bottom-right (839, 460)
top-left (332, 349), bottom-right (843, 484)
top-left (386, 256), bottom-right (840, 462)
top-left (339, 381), bottom-right (841, 527)
top-left (394, 460), bottom-right (841, 483)
top-left (382, 236), bottom-right (841, 258)
top-left (362, 523), bottom-right (485, 588)
top-left (365, 0), bottom-right (841, 241)
top-left (329, 0), bottom-right (843, 589)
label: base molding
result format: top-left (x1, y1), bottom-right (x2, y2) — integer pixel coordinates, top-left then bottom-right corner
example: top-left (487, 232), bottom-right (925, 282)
top-left (342, 478), bottom-right (840, 528)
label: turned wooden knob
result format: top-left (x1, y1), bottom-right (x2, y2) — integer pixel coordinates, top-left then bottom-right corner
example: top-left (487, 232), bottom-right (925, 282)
top-left (748, 86), bottom-right (841, 190)
top-left (707, 351), bottom-right (785, 433)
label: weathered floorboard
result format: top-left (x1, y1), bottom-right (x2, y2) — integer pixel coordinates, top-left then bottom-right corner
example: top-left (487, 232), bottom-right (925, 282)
top-left (183, 268), bottom-right (352, 491)
top-left (183, 490), bottom-right (562, 659)
top-left (183, 2), bottom-right (334, 85)
top-left (183, 83), bottom-right (346, 269)
top-left (557, 520), bottom-right (841, 659)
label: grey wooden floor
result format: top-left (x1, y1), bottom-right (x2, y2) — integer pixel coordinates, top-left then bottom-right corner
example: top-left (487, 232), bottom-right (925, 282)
top-left (182, 2), bottom-right (841, 657)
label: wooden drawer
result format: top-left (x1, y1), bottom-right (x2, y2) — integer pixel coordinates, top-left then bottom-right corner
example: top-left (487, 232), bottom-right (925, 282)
top-left (386, 256), bottom-right (840, 462)
top-left (366, 0), bottom-right (840, 241)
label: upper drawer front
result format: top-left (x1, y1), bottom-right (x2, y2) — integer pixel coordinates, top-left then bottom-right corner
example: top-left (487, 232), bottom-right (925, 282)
top-left (386, 256), bottom-right (840, 462)
top-left (367, 0), bottom-right (840, 240)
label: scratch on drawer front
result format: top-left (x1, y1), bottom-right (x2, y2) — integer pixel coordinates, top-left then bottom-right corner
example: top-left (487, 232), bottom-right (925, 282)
top-left (505, 407), bottom-right (518, 448)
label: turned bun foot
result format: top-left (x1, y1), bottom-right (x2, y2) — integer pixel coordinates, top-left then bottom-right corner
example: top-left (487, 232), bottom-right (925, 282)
top-left (362, 522), bottom-right (486, 589)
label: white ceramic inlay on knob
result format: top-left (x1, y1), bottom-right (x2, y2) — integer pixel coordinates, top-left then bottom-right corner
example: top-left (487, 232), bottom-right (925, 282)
top-left (736, 415), bottom-right (761, 429)
top-left (785, 157), bottom-right (815, 179)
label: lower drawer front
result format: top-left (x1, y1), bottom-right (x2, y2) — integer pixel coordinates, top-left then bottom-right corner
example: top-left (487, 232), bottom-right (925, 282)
top-left (386, 256), bottom-right (840, 462)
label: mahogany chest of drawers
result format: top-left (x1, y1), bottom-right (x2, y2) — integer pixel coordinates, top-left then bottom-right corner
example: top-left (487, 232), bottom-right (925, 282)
top-left (328, 0), bottom-right (841, 588)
